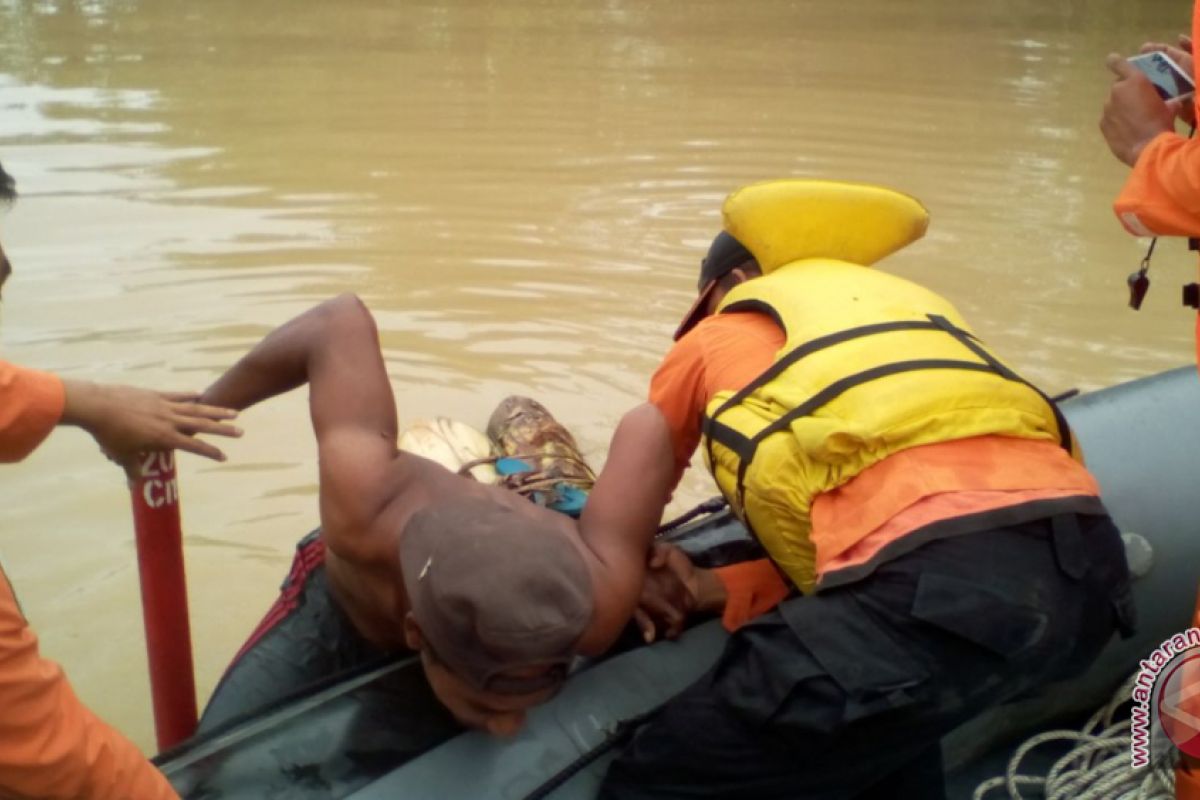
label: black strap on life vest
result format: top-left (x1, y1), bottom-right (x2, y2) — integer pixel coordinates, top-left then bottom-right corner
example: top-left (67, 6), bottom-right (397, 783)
top-left (700, 315), bottom-right (982, 476)
top-left (925, 314), bottom-right (1073, 454)
top-left (702, 313), bottom-right (1073, 512)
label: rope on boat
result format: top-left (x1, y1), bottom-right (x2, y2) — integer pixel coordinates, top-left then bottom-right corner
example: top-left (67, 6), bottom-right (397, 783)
top-left (656, 496), bottom-right (728, 535)
top-left (973, 673), bottom-right (1176, 800)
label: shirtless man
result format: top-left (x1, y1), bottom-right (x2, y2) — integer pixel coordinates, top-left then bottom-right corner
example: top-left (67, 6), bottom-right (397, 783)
top-left (195, 294), bottom-right (675, 735)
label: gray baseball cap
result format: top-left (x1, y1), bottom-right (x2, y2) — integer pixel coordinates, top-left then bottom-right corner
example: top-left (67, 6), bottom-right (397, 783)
top-left (399, 496), bottom-right (593, 694)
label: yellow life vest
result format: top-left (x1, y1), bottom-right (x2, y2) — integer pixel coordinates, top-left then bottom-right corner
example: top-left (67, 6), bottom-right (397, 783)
top-left (700, 180), bottom-right (1071, 593)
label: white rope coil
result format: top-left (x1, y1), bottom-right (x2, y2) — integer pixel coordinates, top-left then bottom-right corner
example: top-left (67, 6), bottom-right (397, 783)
top-left (973, 674), bottom-right (1176, 800)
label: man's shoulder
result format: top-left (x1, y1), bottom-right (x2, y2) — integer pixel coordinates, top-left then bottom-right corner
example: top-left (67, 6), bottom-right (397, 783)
top-left (651, 313), bottom-right (782, 411)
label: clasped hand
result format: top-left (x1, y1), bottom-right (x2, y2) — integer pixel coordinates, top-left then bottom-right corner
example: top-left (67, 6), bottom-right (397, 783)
top-left (634, 542), bottom-right (725, 643)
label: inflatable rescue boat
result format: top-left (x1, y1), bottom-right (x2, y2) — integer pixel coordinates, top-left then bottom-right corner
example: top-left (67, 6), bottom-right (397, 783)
top-left (152, 365), bottom-right (1200, 800)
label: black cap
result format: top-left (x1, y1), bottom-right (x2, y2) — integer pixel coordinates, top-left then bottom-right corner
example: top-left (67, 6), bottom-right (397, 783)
top-left (673, 231), bottom-right (755, 340)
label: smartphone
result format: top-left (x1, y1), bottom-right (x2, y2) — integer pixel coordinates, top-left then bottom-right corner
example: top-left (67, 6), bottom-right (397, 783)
top-left (1127, 51), bottom-right (1196, 101)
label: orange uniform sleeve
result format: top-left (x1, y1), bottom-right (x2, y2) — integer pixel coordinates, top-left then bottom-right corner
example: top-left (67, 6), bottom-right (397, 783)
top-left (647, 314), bottom-right (784, 492)
top-left (712, 559), bottom-right (792, 631)
top-left (647, 334), bottom-right (710, 491)
top-left (0, 361), bottom-right (66, 463)
top-left (0, 565), bottom-right (179, 800)
top-left (1113, 130), bottom-right (1200, 237)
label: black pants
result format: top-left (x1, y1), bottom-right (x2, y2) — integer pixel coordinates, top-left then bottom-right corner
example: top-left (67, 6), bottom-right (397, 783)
top-left (196, 533), bottom-right (389, 734)
top-left (600, 513), bottom-right (1135, 800)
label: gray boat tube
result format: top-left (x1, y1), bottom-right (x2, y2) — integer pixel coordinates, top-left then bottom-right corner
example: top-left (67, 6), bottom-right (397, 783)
top-left (158, 366), bottom-right (1200, 799)
top-left (944, 365), bottom-right (1200, 789)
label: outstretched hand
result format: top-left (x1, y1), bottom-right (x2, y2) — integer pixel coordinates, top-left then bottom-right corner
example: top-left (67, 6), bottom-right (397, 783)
top-left (61, 380), bottom-right (242, 478)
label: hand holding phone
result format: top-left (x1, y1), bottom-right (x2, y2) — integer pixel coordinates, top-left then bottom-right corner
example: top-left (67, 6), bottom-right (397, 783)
top-left (1126, 51), bottom-right (1196, 101)
top-left (1102, 51), bottom-right (1189, 166)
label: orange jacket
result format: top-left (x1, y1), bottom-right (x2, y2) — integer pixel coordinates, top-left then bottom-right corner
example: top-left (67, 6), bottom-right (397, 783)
top-left (0, 361), bottom-right (66, 463)
top-left (1113, 124), bottom-right (1200, 238)
top-left (0, 362), bottom-right (178, 800)
top-left (1113, 3), bottom-right (1200, 239)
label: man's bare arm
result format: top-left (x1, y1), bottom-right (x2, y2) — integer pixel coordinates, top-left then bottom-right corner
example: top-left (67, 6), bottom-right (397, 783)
top-left (575, 403), bottom-right (676, 655)
top-left (200, 294), bottom-right (373, 412)
top-left (201, 294), bottom-right (399, 564)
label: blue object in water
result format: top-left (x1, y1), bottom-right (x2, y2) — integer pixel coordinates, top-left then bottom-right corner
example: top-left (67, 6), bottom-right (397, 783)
top-left (494, 457), bottom-right (588, 516)
top-left (494, 457), bottom-right (535, 476)
top-left (546, 484), bottom-right (588, 517)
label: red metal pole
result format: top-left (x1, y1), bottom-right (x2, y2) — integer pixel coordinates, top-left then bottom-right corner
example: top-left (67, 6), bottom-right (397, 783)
top-left (129, 450), bottom-right (198, 750)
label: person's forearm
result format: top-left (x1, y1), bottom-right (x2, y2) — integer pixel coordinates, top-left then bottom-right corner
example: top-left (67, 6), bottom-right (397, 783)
top-left (576, 404), bottom-right (677, 654)
top-left (201, 294), bottom-right (369, 410)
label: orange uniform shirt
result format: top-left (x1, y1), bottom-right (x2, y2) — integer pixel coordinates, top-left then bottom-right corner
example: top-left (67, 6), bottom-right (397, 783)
top-left (0, 362), bottom-right (179, 800)
top-left (1113, 122), bottom-right (1200, 240)
top-left (0, 361), bottom-right (66, 463)
top-left (650, 312), bottom-right (1101, 631)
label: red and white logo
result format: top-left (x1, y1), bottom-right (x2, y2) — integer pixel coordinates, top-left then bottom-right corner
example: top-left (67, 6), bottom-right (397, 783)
top-left (1158, 651), bottom-right (1200, 757)
top-left (1131, 628), bottom-right (1200, 768)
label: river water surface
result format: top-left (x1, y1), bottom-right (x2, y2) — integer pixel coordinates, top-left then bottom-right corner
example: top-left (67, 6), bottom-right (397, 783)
top-left (0, 0), bottom-right (1193, 751)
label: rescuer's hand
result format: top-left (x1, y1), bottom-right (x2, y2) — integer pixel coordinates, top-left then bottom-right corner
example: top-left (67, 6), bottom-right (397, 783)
top-left (1138, 36), bottom-right (1197, 127)
top-left (1101, 53), bottom-right (1184, 166)
top-left (61, 380), bottom-right (241, 476)
top-left (633, 542), bottom-right (726, 642)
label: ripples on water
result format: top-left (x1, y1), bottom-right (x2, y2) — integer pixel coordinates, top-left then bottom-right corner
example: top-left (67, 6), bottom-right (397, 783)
top-left (0, 0), bottom-right (1195, 750)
